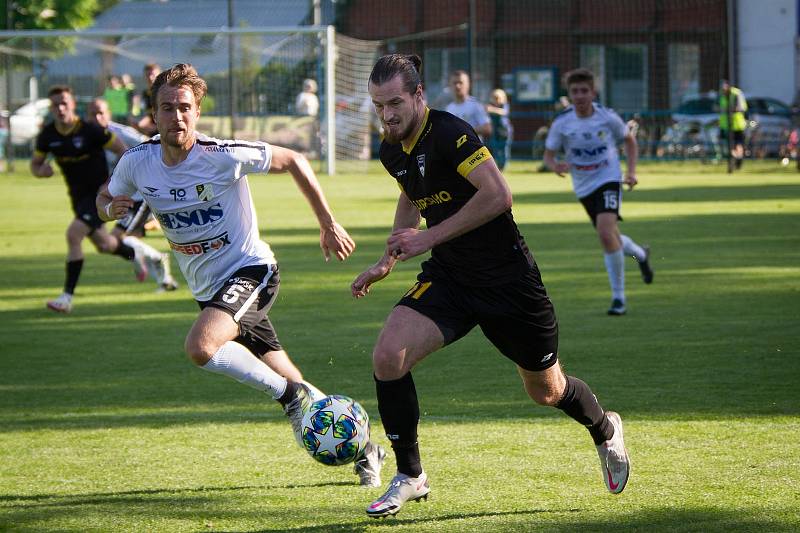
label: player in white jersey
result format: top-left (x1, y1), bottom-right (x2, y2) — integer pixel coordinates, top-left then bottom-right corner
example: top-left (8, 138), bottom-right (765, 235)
top-left (87, 98), bottom-right (177, 292)
top-left (544, 68), bottom-right (653, 315)
top-left (445, 70), bottom-right (491, 139)
top-left (96, 64), bottom-right (386, 486)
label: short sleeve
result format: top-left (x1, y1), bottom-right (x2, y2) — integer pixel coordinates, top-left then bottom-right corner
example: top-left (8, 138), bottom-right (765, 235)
top-left (473, 101), bottom-right (491, 127)
top-left (107, 152), bottom-right (137, 197)
top-left (544, 120), bottom-right (562, 151)
top-left (607, 110), bottom-right (628, 141)
top-left (233, 141), bottom-right (273, 176)
top-left (34, 129), bottom-right (48, 156)
top-left (440, 115), bottom-right (493, 178)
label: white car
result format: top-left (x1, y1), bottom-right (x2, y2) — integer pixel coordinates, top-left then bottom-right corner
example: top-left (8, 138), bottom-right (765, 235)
top-left (9, 98), bottom-right (51, 146)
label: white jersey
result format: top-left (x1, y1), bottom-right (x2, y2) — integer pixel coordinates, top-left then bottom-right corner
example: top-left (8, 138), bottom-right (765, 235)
top-left (446, 97), bottom-right (491, 133)
top-left (108, 133), bottom-right (276, 301)
top-left (545, 103), bottom-right (628, 198)
top-left (106, 122), bottom-right (149, 201)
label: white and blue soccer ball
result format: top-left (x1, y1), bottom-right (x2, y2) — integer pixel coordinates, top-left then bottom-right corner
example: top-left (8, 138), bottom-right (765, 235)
top-left (300, 394), bottom-right (370, 466)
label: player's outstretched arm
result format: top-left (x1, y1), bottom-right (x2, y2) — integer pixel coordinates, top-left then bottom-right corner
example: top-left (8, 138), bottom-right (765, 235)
top-left (622, 132), bottom-right (638, 190)
top-left (96, 181), bottom-right (134, 222)
top-left (269, 145), bottom-right (355, 262)
top-left (351, 194), bottom-right (419, 298)
top-left (543, 149), bottom-right (569, 177)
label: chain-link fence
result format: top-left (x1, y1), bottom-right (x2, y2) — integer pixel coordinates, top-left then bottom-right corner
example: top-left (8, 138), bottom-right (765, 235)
top-left (336, 0), bottom-right (792, 163)
top-left (0, 24), bottom-right (380, 174)
top-left (1, 0), bottom-right (793, 170)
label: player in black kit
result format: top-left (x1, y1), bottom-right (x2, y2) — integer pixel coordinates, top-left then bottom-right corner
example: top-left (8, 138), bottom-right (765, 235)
top-left (30, 85), bottom-right (148, 313)
top-left (352, 55), bottom-right (631, 518)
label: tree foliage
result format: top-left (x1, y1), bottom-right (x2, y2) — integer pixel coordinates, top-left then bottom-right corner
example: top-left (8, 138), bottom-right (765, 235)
top-left (1, 0), bottom-right (116, 31)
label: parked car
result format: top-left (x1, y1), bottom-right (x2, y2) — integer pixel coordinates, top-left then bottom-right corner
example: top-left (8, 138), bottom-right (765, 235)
top-left (8, 98), bottom-right (51, 146)
top-left (667, 92), bottom-right (794, 157)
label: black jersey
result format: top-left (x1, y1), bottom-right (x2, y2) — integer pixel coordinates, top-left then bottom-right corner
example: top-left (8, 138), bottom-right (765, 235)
top-left (379, 108), bottom-right (534, 286)
top-left (34, 119), bottom-right (114, 200)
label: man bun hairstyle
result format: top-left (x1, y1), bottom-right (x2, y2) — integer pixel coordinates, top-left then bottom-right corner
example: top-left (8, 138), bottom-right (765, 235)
top-left (151, 63), bottom-right (208, 108)
top-left (369, 54), bottom-right (423, 94)
top-left (564, 68), bottom-right (595, 89)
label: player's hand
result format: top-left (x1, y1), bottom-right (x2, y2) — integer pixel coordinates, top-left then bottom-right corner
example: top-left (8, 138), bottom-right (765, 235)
top-left (553, 161), bottom-right (570, 177)
top-left (320, 220), bottom-right (355, 262)
top-left (36, 163), bottom-right (55, 178)
top-left (387, 228), bottom-right (431, 262)
top-left (351, 260), bottom-right (393, 298)
top-left (623, 173), bottom-right (638, 191)
top-left (106, 194), bottom-right (135, 219)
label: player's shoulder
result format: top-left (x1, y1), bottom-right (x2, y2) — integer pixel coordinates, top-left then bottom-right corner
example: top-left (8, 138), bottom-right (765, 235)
top-left (595, 103), bottom-right (622, 120)
top-left (552, 106), bottom-right (575, 124)
top-left (431, 108), bottom-right (472, 134)
top-left (195, 134), bottom-right (268, 153)
top-left (120, 136), bottom-right (160, 159)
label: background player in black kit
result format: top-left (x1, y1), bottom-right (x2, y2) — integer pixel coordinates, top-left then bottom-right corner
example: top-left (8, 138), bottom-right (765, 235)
top-left (31, 85), bottom-right (147, 313)
top-left (352, 54), bottom-right (631, 518)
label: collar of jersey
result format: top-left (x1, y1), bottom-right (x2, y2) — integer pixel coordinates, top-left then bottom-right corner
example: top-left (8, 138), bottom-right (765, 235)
top-left (56, 118), bottom-right (81, 136)
top-left (402, 106), bottom-right (430, 154)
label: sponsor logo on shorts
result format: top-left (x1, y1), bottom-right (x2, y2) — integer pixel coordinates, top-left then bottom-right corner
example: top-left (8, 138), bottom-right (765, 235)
top-left (169, 231), bottom-right (231, 255)
top-left (541, 352), bottom-right (554, 363)
top-left (456, 134), bottom-right (467, 148)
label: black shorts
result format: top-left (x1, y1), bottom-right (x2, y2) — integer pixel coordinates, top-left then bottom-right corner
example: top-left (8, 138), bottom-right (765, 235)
top-left (397, 265), bottom-right (559, 371)
top-left (71, 194), bottom-right (104, 231)
top-left (720, 129), bottom-right (745, 146)
top-left (115, 200), bottom-right (151, 235)
top-left (197, 264), bottom-right (284, 356)
top-left (579, 181), bottom-right (623, 227)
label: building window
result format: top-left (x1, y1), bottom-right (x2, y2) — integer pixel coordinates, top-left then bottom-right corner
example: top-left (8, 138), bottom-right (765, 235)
top-left (580, 44), bottom-right (648, 112)
top-left (668, 43), bottom-right (700, 108)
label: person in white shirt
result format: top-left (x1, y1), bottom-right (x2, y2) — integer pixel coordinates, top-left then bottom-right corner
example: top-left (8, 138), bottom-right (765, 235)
top-left (445, 70), bottom-right (491, 139)
top-left (96, 63), bottom-right (386, 486)
top-left (544, 68), bottom-right (654, 316)
top-left (295, 78), bottom-right (320, 117)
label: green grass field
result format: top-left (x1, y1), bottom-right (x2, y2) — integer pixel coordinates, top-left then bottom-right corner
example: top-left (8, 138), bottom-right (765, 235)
top-left (1, 160), bottom-right (798, 532)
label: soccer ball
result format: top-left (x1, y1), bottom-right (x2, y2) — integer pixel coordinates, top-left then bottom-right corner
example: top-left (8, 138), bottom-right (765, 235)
top-left (300, 394), bottom-right (370, 466)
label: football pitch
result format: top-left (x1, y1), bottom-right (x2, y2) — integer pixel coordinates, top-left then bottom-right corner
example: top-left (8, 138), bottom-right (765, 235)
top-left (1, 160), bottom-right (798, 532)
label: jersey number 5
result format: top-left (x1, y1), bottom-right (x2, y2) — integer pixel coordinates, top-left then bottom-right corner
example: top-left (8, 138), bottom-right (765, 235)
top-left (222, 284), bottom-right (245, 304)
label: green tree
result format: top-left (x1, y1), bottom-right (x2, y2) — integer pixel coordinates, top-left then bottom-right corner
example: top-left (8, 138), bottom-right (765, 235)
top-left (1, 0), bottom-right (114, 31)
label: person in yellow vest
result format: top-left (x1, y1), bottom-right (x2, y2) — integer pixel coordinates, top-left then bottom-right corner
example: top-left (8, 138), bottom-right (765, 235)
top-left (718, 79), bottom-right (748, 169)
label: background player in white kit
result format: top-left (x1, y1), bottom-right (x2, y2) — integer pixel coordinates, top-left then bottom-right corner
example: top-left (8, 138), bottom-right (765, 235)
top-left (543, 68), bottom-right (653, 315)
top-left (96, 63), bottom-right (386, 486)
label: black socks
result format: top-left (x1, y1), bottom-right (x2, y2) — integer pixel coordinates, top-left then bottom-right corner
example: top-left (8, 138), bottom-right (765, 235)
top-left (556, 375), bottom-right (613, 445)
top-left (64, 259), bottom-right (83, 295)
top-left (375, 372), bottom-right (422, 477)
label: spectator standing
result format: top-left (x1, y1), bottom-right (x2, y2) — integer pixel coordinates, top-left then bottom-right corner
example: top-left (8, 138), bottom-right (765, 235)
top-left (445, 70), bottom-right (491, 139)
top-left (486, 88), bottom-right (512, 169)
top-left (718, 79), bottom-right (748, 170)
top-left (102, 75), bottom-right (130, 123)
top-left (295, 78), bottom-right (320, 117)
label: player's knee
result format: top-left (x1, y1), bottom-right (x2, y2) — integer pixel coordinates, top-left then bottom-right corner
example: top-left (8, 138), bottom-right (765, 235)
top-left (525, 384), bottom-right (561, 406)
top-left (95, 239), bottom-right (116, 254)
top-left (372, 345), bottom-right (406, 380)
top-left (184, 336), bottom-right (216, 366)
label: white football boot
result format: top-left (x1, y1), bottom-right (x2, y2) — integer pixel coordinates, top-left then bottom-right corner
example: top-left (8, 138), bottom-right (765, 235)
top-left (596, 411), bottom-right (630, 494)
top-left (283, 382), bottom-right (316, 447)
top-left (354, 442), bottom-right (387, 487)
top-left (46, 293), bottom-right (73, 314)
top-left (366, 471), bottom-right (430, 518)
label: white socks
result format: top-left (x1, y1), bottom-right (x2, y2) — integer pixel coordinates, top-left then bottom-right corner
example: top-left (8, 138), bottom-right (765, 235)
top-left (620, 234), bottom-right (646, 262)
top-left (122, 235), bottom-right (163, 262)
top-left (201, 341), bottom-right (288, 399)
top-left (603, 249), bottom-right (625, 302)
